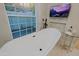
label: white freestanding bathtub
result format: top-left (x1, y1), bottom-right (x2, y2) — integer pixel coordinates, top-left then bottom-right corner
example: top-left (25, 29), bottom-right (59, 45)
top-left (0, 28), bottom-right (61, 56)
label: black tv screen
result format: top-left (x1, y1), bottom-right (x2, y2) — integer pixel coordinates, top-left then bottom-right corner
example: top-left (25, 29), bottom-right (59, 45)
top-left (50, 4), bottom-right (71, 17)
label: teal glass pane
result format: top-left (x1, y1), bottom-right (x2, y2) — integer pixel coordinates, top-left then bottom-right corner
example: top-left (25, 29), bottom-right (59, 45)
top-left (5, 6), bottom-right (15, 11)
top-left (31, 27), bottom-right (36, 32)
top-left (31, 23), bottom-right (36, 27)
top-left (5, 3), bottom-right (35, 15)
top-left (16, 8), bottom-right (24, 12)
top-left (27, 28), bottom-right (31, 34)
top-left (12, 31), bottom-right (20, 39)
top-left (26, 18), bottom-right (32, 28)
top-left (31, 17), bottom-right (36, 23)
top-left (4, 3), bottom-right (13, 6)
top-left (10, 25), bottom-right (20, 32)
top-left (21, 30), bottom-right (26, 36)
top-left (19, 24), bottom-right (27, 30)
top-left (26, 18), bottom-right (32, 23)
top-left (9, 16), bottom-right (19, 24)
top-left (19, 17), bottom-right (27, 24)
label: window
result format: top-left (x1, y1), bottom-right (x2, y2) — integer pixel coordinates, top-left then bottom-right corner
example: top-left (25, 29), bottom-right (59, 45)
top-left (5, 3), bottom-right (36, 39)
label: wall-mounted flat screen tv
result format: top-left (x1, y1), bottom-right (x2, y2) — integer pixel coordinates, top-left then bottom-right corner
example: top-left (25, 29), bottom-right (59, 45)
top-left (50, 4), bottom-right (71, 17)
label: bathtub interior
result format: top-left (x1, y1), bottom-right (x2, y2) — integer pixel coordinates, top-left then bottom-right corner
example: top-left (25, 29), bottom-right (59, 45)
top-left (0, 28), bottom-right (61, 56)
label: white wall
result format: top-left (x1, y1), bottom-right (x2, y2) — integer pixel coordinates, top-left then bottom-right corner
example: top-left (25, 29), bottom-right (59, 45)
top-left (65, 4), bottom-right (79, 37)
top-left (0, 4), bottom-right (12, 48)
top-left (35, 3), bottom-right (47, 31)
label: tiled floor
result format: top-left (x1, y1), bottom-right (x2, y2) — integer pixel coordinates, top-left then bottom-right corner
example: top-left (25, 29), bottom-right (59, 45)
top-left (47, 37), bottom-right (79, 56)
